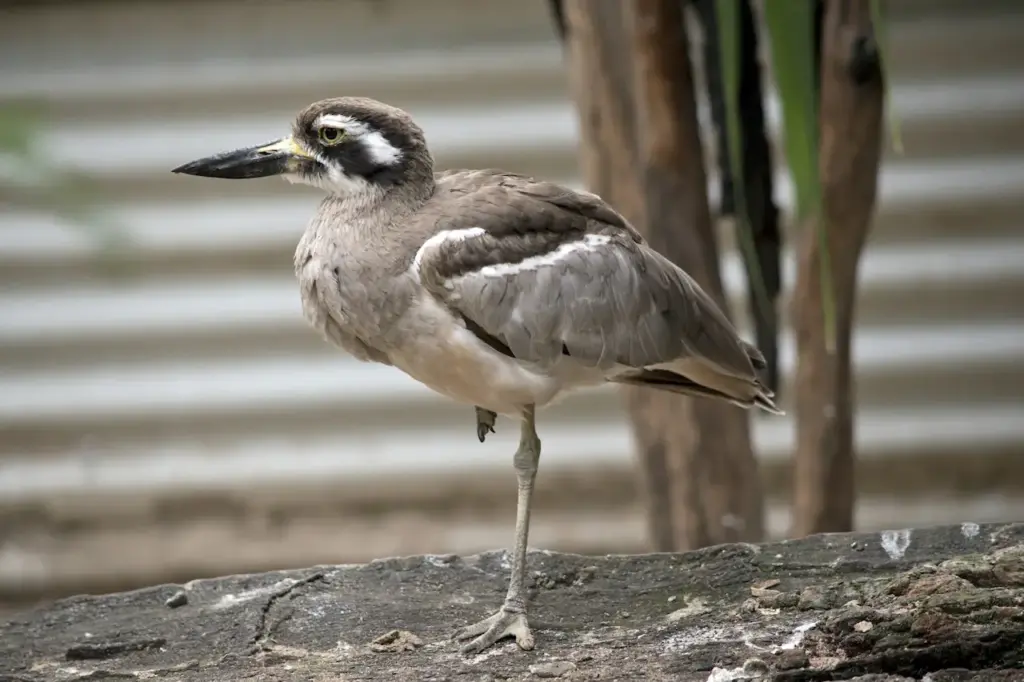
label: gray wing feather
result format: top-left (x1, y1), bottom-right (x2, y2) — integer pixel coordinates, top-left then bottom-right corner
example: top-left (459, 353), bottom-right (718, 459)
top-left (416, 175), bottom-right (758, 383)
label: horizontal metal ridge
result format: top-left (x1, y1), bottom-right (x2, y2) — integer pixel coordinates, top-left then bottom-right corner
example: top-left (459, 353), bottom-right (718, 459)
top-left (5, 157), bottom-right (1024, 268)
top-left (15, 77), bottom-right (1022, 180)
top-left (1, 322), bottom-right (1020, 426)
top-left (2, 403), bottom-right (1022, 503)
top-left (0, 43), bottom-right (565, 102)
top-left (2, 6), bottom-right (1021, 101)
top-left (2, 235), bottom-right (1020, 347)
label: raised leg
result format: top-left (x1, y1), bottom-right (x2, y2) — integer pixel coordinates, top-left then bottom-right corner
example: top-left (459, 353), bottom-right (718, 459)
top-left (456, 405), bottom-right (540, 654)
top-left (474, 406), bottom-right (497, 442)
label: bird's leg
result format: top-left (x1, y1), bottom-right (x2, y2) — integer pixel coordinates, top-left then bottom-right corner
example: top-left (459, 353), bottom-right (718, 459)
top-left (475, 406), bottom-right (497, 443)
top-left (456, 405), bottom-right (540, 654)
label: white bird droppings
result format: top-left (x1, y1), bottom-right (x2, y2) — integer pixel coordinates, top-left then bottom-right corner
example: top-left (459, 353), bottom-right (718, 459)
top-left (880, 528), bottom-right (913, 560)
top-left (663, 625), bottom-right (734, 654)
top-left (779, 621), bottom-right (818, 650)
top-left (213, 578), bottom-right (297, 609)
top-left (706, 658), bottom-right (770, 681)
top-left (666, 597), bottom-right (711, 622)
top-left (961, 521), bottom-right (980, 539)
top-left (424, 554), bottom-right (455, 568)
top-left (706, 667), bottom-right (749, 682)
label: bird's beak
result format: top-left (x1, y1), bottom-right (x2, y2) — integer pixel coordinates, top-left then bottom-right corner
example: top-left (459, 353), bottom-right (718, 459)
top-left (171, 136), bottom-right (313, 179)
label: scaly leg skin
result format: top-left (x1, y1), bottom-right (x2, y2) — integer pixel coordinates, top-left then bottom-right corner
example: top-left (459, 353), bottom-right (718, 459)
top-left (457, 405), bottom-right (540, 655)
top-left (475, 406), bottom-right (497, 443)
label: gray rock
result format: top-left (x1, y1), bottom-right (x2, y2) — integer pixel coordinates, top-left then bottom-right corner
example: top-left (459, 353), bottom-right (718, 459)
top-left (1, 523), bottom-right (1022, 681)
top-left (164, 589), bottom-right (188, 609)
top-left (528, 660), bottom-right (575, 677)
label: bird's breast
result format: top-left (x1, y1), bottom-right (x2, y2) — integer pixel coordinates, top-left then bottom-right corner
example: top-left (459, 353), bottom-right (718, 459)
top-left (384, 293), bottom-right (570, 414)
top-left (297, 248), bottom-right (419, 356)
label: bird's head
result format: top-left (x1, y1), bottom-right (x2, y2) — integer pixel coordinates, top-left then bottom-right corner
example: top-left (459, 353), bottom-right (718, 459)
top-left (172, 97), bottom-right (432, 196)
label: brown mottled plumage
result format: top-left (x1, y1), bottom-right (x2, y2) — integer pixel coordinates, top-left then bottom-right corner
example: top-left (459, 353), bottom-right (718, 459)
top-left (172, 97), bottom-right (781, 658)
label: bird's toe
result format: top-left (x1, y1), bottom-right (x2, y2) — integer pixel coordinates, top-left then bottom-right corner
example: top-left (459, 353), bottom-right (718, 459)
top-left (456, 608), bottom-right (533, 655)
top-left (474, 407), bottom-right (498, 443)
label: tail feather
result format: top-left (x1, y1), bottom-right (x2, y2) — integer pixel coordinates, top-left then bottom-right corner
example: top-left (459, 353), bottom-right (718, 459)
top-left (741, 339), bottom-right (768, 371)
top-left (611, 368), bottom-right (785, 415)
top-left (753, 392), bottom-right (785, 415)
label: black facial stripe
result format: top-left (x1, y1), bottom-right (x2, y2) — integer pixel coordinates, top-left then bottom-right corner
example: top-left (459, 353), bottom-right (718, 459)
top-left (293, 99), bottom-right (431, 187)
top-left (320, 135), bottom-right (405, 186)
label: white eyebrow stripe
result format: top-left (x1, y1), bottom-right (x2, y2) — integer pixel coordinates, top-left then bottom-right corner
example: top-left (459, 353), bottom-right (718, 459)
top-left (313, 113), bottom-right (403, 167)
top-left (315, 113), bottom-right (360, 129)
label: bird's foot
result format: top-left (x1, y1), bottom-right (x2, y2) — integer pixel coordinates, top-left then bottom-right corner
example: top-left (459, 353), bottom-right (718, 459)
top-left (455, 607), bottom-right (534, 655)
top-left (475, 407), bottom-right (497, 443)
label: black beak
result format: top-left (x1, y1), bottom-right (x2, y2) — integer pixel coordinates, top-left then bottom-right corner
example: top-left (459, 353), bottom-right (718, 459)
top-left (172, 137), bottom-right (309, 179)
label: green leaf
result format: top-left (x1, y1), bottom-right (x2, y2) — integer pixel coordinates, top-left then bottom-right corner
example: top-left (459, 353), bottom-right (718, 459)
top-left (871, 0), bottom-right (902, 154)
top-left (763, 0), bottom-right (835, 351)
top-left (0, 104), bottom-right (43, 157)
top-left (0, 103), bottom-right (133, 271)
top-left (762, 1), bottom-right (819, 221)
top-left (715, 0), bottom-right (772, 331)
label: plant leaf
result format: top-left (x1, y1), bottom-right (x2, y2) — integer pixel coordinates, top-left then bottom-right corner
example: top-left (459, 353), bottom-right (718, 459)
top-left (763, 0), bottom-right (835, 351)
top-left (0, 104), bottom-right (43, 157)
top-left (0, 103), bottom-right (132, 272)
top-left (715, 0), bottom-right (772, 332)
top-left (871, 0), bottom-right (902, 154)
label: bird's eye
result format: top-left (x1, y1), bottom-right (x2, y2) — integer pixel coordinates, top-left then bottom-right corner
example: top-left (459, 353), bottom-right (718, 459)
top-left (318, 127), bottom-right (345, 145)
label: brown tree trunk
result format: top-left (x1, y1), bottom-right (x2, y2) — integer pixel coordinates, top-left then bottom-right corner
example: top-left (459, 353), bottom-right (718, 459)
top-left (791, 0), bottom-right (885, 536)
top-left (562, 0), bottom-right (764, 550)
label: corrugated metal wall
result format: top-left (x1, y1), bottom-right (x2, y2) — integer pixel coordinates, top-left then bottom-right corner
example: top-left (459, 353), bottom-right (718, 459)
top-left (1, 0), bottom-right (1023, 601)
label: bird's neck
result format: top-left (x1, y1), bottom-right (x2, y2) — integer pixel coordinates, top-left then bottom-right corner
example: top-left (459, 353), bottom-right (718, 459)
top-left (320, 181), bottom-right (428, 233)
top-left (308, 183), bottom-right (433, 280)
top-left (327, 167), bottom-right (433, 215)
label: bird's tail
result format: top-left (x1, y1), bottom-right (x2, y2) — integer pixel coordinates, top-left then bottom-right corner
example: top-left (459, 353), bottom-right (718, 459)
top-left (611, 367), bottom-right (784, 415)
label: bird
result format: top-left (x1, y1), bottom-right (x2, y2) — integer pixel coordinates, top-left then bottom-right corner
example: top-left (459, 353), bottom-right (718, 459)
top-left (172, 96), bottom-right (782, 656)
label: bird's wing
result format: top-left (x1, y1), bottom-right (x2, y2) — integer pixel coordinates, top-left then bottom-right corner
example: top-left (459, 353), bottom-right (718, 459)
top-left (412, 174), bottom-right (766, 396)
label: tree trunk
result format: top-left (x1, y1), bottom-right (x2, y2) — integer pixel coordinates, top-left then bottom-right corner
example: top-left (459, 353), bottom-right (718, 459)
top-left (561, 0), bottom-right (764, 550)
top-left (559, 0), bottom-right (663, 545)
top-left (790, 0), bottom-right (884, 536)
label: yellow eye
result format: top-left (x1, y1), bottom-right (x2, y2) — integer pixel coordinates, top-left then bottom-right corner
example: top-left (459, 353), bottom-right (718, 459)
top-left (318, 127), bottom-right (345, 145)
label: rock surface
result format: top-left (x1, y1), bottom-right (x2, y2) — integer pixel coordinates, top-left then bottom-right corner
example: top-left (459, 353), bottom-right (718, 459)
top-left (1, 523), bottom-right (1022, 681)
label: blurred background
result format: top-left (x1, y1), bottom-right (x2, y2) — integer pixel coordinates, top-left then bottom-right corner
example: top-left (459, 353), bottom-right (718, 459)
top-left (1, 0), bottom-right (1022, 617)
